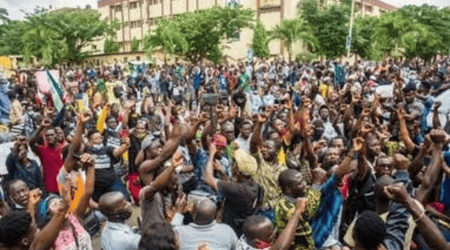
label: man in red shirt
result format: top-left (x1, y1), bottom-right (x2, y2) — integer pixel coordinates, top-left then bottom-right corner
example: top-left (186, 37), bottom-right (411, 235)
top-left (29, 118), bottom-right (64, 194)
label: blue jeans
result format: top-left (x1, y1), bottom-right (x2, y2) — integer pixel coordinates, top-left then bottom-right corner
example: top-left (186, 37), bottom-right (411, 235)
top-left (92, 178), bottom-right (131, 202)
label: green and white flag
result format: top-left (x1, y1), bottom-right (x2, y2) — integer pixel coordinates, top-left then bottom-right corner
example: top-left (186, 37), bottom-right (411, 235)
top-left (46, 70), bottom-right (64, 112)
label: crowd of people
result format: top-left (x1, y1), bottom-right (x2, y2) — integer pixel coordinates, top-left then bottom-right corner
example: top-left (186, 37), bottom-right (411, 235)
top-left (0, 55), bottom-right (450, 250)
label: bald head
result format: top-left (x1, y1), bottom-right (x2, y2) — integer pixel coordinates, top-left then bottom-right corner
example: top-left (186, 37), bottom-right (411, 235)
top-left (242, 215), bottom-right (273, 243)
top-left (194, 199), bottom-right (217, 225)
top-left (99, 192), bottom-right (125, 218)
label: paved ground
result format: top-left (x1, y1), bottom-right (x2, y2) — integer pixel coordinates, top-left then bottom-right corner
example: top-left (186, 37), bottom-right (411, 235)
top-left (91, 204), bottom-right (141, 250)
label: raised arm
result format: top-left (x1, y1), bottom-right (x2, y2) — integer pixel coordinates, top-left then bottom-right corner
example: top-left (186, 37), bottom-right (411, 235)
top-left (112, 136), bottom-right (131, 159)
top-left (433, 101), bottom-right (441, 129)
top-left (415, 130), bottom-right (445, 205)
top-left (29, 118), bottom-right (52, 155)
top-left (386, 183), bottom-right (450, 250)
top-left (185, 113), bottom-right (208, 144)
top-left (63, 114), bottom-right (90, 173)
top-left (203, 143), bottom-right (219, 191)
top-left (397, 108), bottom-right (416, 153)
top-left (250, 114), bottom-right (266, 155)
top-left (302, 123), bottom-right (318, 169)
top-left (121, 100), bottom-right (135, 130)
top-left (30, 176), bottom-right (71, 250)
top-left (139, 152), bottom-right (184, 201)
top-left (139, 122), bottom-right (183, 185)
top-left (74, 154), bottom-right (95, 221)
top-left (271, 198), bottom-right (307, 250)
top-left (334, 137), bottom-right (364, 180)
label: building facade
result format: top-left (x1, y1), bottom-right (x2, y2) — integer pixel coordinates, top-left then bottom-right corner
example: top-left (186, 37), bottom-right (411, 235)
top-left (90, 0), bottom-right (395, 64)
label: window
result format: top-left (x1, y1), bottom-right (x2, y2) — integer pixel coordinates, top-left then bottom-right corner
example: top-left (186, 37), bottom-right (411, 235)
top-left (130, 21), bottom-right (142, 28)
top-left (124, 57), bottom-right (128, 63)
top-left (365, 6), bottom-right (373, 12)
top-left (130, 2), bottom-right (138, 9)
top-left (115, 5), bottom-right (122, 12)
top-left (92, 44), bottom-right (97, 50)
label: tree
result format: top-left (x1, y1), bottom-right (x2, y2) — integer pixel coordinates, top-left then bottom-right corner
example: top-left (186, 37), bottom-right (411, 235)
top-left (300, 0), bottom-right (351, 59)
top-left (353, 16), bottom-right (378, 59)
top-left (144, 18), bottom-right (188, 63)
top-left (0, 20), bottom-right (25, 55)
top-left (270, 18), bottom-right (317, 62)
top-left (131, 37), bottom-right (140, 52)
top-left (397, 5), bottom-right (450, 59)
top-left (172, 5), bottom-right (254, 63)
top-left (251, 21), bottom-right (270, 59)
top-left (0, 8), bottom-right (8, 24)
top-left (104, 37), bottom-right (120, 53)
top-left (370, 11), bottom-right (439, 61)
top-left (20, 8), bottom-right (116, 66)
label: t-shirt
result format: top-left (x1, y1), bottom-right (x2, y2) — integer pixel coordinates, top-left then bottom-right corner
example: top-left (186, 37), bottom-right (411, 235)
top-left (175, 221), bottom-right (238, 250)
top-left (218, 180), bottom-right (260, 237)
top-left (141, 192), bottom-right (172, 232)
top-left (85, 146), bottom-right (117, 190)
top-left (37, 142), bottom-right (64, 193)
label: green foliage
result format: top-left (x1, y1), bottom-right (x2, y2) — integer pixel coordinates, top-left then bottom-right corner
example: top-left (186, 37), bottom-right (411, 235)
top-left (251, 21), bottom-right (270, 59)
top-left (0, 20), bottom-right (25, 56)
top-left (397, 5), bottom-right (450, 58)
top-left (0, 8), bottom-right (115, 66)
top-left (0, 8), bottom-right (8, 24)
top-left (270, 18), bottom-right (317, 61)
top-left (300, 0), bottom-right (350, 59)
top-left (145, 5), bottom-right (254, 63)
top-left (131, 37), bottom-right (140, 52)
top-left (144, 18), bottom-right (188, 62)
top-left (104, 38), bottom-right (120, 53)
top-left (353, 16), bottom-right (378, 59)
top-left (370, 11), bottom-right (439, 61)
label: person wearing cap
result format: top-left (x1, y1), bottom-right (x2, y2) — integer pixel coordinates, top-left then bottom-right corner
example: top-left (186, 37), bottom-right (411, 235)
top-left (203, 143), bottom-right (261, 236)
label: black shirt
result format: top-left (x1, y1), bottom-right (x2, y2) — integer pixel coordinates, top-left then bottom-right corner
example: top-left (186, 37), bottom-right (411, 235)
top-left (218, 180), bottom-right (260, 237)
top-left (85, 145), bottom-right (117, 190)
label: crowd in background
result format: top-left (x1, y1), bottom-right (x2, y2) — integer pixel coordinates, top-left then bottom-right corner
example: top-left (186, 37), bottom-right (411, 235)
top-left (0, 56), bottom-right (450, 250)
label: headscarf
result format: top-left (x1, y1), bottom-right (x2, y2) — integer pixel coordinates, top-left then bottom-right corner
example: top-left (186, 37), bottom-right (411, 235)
top-left (213, 134), bottom-right (227, 148)
top-left (233, 148), bottom-right (257, 176)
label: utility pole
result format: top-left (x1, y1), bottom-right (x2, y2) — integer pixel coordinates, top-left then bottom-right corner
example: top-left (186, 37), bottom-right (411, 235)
top-left (346, 0), bottom-right (356, 59)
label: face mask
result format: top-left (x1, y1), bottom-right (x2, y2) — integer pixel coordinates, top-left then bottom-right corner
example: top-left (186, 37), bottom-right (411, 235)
top-left (255, 240), bottom-right (271, 249)
top-left (136, 132), bottom-right (147, 140)
top-left (93, 143), bottom-right (103, 150)
top-left (115, 211), bottom-right (132, 222)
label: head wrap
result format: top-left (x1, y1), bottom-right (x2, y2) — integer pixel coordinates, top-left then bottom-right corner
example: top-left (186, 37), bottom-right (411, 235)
top-left (213, 134), bottom-right (227, 148)
top-left (233, 148), bottom-right (257, 176)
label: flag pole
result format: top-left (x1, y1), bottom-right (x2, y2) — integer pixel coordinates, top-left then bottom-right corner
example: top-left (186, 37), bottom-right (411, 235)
top-left (347, 0), bottom-right (356, 59)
